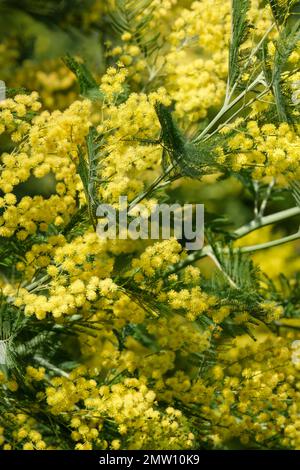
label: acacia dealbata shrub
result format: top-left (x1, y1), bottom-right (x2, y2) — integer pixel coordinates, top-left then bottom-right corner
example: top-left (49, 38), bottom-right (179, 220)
top-left (0, 0), bottom-right (299, 450)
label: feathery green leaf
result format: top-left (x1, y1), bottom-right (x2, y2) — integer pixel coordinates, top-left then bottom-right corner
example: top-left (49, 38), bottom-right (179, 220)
top-left (63, 54), bottom-right (103, 100)
top-left (267, 0), bottom-right (298, 27)
top-left (229, 0), bottom-right (251, 87)
top-left (154, 104), bottom-right (220, 178)
top-left (109, 0), bottom-right (160, 57)
top-left (290, 181), bottom-right (300, 207)
top-left (272, 20), bottom-right (300, 122)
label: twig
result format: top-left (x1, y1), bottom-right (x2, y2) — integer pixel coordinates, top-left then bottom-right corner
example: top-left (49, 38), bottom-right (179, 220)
top-left (34, 355), bottom-right (69, 378)
top-left (165, 206), bottom-right (300, 275)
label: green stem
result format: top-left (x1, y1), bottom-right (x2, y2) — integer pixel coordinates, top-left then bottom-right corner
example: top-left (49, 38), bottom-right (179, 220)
top-left (207, 251), bottom-right (238, 288)
top-left (233, 206), bottom-right (300, 238)
top-left (258, 178), bottom-right (276, 218)
top-left (240, 231), bottom-right (300, 254)
top-left (25, 274), bottom-right (51, 292)
top-left (128, 163), bottom-right (174, 211)
top-left (205, 85), bottom-right (270, 141)
top-left (193, 72), bottom-right (265, 143)
top-left (196, 22), bottom-right (275, 143)
top-left (166, 206), bottom-right (300, 275)
top-left (225, 22), bottom-right (275, 104)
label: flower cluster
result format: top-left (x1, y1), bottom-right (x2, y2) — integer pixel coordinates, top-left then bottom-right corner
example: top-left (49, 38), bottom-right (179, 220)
top-left (0, 0), bottom-right (299, 453)
top-left (222, 121), bottom-right (300, 183)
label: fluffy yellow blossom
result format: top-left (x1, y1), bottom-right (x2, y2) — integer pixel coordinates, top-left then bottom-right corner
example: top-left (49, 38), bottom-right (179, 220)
top-left (0, 0), bottom-right (299, 453)
top-left (222, 121), bottom-right (300, 182)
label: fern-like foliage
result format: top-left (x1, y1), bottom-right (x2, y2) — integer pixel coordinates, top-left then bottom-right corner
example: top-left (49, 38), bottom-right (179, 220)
top-left (77, 127), bottom-right (108, 229)
top-left (0, 237), bottom-right (30, 273)
top-left (202, 241), bottom-right (270, 340)
top-left (290, 181), bottom-right (300, 208)
top-left (210, 242), bottom-right (260, 292)
top-left (63, 54), bottom-right (103, 100)
top-left (0, 293), bottom-right (83, 378)
top-left (267, 0), bottom-right (299, 26)
top-left (272, 20), bottom-right (300, 122)
top-left (154, 104), bottom-right (220, 178)
top-left (109, 0), bottom-right (160, 57)
top-left (0, 297), bottom-right (27, 376)
top-left (228, 0), bottom-right (251, 88)
top-left (61, 206), bottom-right (91, 241)
top-left (0, 299), bottom-right (21, 343)
top-left (262, 272), bottom-right (300, 321)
